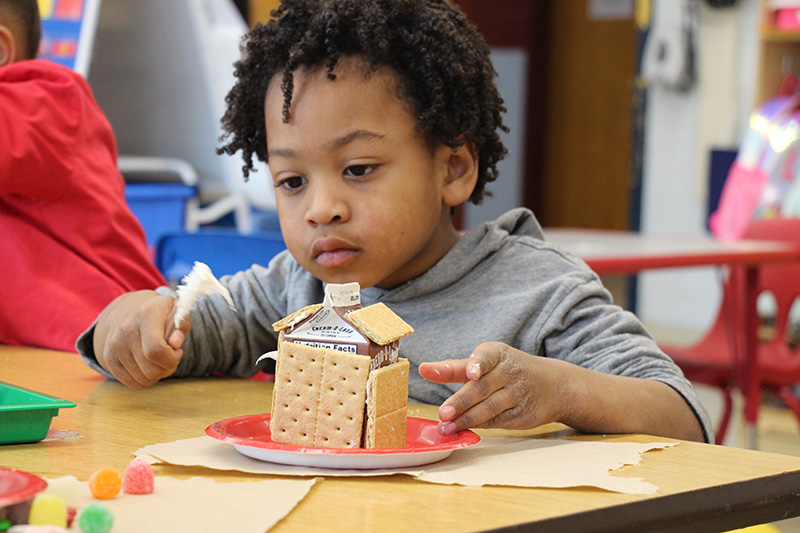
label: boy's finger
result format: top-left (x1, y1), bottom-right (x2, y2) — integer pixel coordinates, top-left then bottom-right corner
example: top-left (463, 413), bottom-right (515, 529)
top-left (124, 345), bottom-right (178, 389)
top-left (418, 359), bottom-right (470, 384)
top-left (141, 335), bottom-right (182, 375)
top-left (137, 316), bottom-right (182, 372)
top-left (167, 328), bottom-right (186, 350)
top-left (419, 344), bottom-right (505, 384)
top-left (104, 347), bottom-right (150, 390)
top-left (165, 301), bottom-right (191, 349)
top-left (439, 388), bottom-right (516, 435)
top-left (438, 369), bottom-right (506, 422)
top-left (465, 343), bottom-right (504, 381)
top-left (140, 349), bottom-right (181, 380)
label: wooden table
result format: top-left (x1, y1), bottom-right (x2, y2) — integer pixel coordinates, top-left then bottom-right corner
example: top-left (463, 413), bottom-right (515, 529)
top-left (3, 346), bottom-right (800, 532)
top-left (546, 228), bottom-right (800, 449)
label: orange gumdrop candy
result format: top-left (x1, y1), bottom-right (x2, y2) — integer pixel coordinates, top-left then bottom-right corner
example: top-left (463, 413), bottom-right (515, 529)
top-left (88, 467), bottom-right (122, 500)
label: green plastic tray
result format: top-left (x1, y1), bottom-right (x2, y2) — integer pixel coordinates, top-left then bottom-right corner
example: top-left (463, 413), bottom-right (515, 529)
top-left (0, 382), bottom-right (76, 445)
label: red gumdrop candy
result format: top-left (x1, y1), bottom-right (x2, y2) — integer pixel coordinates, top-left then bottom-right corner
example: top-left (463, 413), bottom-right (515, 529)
top-left (122, 460), bottom-right (154, 495)
top-left (88, 467), bottom-right (122, 500)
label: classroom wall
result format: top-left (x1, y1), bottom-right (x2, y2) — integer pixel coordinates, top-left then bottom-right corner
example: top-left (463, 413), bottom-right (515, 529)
top-left (463, 48), bottom-right (528, 230)
top-left (637, 0), bottom-right (761, 333)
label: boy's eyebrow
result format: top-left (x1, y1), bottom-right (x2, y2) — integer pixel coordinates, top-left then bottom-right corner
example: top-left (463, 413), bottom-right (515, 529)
top-left (267, 130), bottom-right (386, 159)
top-left (327, 129), bottom-right (386, 150)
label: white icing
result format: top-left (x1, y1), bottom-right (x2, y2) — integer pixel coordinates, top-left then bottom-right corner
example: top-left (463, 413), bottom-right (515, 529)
top-left (255, 351), bottom-right (278, 365)
top-left (173, 262), bottom-right (235, 328)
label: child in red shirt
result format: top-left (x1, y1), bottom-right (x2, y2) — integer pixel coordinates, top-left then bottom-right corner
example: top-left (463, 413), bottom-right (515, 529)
top-left (0, 0), bottom-right (167, 352)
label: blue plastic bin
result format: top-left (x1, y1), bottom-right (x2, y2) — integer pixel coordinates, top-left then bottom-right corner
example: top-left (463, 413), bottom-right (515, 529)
top-left (125, 183), bottom-right (196, 247)
top-left (155, 228), bottom-right (287, 284)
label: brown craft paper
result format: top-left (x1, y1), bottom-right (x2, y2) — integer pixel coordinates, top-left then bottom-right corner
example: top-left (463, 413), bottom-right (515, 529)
top-left (42, 474), bottom-right (316, 532)
top-left (136, 435), bottom-right (677, 495)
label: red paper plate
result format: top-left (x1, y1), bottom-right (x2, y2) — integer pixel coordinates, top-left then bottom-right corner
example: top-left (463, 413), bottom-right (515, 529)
top-left (0, 468), bottom-right (47, 507)
top-left (206, 414), bottom-right (480, 469)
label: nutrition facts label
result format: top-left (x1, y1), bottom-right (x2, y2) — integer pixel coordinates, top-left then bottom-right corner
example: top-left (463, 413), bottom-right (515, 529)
top-left (291, 340), bottom-right (358, 353)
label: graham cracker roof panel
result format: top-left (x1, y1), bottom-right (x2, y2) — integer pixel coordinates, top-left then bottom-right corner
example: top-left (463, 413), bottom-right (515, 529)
top-left (347, 303), bottom-right (414, 345)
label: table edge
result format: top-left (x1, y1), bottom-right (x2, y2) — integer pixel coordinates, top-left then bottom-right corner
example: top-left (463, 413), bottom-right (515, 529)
top-left (481, 469), bottom-right (800, 533)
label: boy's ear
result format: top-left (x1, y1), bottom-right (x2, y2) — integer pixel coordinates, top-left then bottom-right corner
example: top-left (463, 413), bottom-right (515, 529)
top-left (441, 139), bottom-right (479, 207)
top-left (0, 25), bottom-right (16, 67)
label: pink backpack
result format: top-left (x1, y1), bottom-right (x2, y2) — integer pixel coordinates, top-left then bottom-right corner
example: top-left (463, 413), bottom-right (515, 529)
top-left (710, 96), bottom-right (800, 241)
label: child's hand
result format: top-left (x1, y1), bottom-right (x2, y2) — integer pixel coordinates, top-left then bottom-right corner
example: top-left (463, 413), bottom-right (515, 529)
top-left (420, 342), bottom-right (706, 442)
top-left (93, 290), bottom-right (191, 390)
top-left (418, 342), bottom-right (567, 435)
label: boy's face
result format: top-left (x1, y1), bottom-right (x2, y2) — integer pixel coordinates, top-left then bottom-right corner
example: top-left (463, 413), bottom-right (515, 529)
top-left (265, 58), bottom-right (466, 289)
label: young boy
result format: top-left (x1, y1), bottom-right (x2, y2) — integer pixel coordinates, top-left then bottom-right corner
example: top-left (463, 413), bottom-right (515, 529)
top-left (1, 0), bottom-right (167, 352)
top-left (79, 0), bottom-right (712, 443)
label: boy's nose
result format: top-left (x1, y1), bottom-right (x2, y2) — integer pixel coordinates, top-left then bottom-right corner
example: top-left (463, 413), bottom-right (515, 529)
top-left (304, 181), bottom-right (350, 226)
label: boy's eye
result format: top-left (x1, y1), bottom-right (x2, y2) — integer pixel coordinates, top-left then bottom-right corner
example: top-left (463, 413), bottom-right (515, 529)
top-left (276, 176), bottom-right (306, 191)
top-left (344, 164), bottom-right (378, 178)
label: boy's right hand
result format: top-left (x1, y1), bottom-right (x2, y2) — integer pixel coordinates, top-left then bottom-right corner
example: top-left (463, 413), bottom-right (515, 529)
top-left (93, 290), bottom-right (191, 390)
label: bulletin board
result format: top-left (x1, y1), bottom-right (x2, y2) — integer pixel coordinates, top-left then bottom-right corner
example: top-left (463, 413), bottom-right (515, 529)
top-left (249, 0), bottom-right (281, 25)
top-left (37, 0), bottom-right (100, 77)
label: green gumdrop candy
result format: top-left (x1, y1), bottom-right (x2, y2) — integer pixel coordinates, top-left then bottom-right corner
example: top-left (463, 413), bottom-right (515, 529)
top-left (78, 503), bottom-right (114, 533)
top-left (28, 494), bottom-right (67, 527)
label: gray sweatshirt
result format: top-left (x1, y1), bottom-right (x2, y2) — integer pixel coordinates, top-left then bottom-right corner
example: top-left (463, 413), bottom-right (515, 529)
top-left (78, 208), bottom-right (713, 442)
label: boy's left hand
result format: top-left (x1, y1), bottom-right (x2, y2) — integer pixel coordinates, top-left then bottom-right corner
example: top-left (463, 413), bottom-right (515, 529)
top-left (418, 342), bottom-right (567, 435)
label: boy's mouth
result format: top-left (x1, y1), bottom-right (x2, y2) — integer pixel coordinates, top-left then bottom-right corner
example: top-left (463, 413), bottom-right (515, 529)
top-left (315, 249), bottom-right (359, 268)
top-left (312, 238), bottom-right (359, 268)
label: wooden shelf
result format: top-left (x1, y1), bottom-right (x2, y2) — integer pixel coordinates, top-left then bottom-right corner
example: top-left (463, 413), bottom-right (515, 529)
top-left (761, 28), bottom-right (800, 42)
top-left (758, 1), bottom-right (800, 102)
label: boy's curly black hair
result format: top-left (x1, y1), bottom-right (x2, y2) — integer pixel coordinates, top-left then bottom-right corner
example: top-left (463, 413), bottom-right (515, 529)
top-left (2, 0), bottom-right (41, 60)
top-left (218, 0), bottom-right (508, 205)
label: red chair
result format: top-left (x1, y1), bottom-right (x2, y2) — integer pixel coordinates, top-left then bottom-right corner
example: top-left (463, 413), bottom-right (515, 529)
top-left (660, 217), bottom-right (800, 445)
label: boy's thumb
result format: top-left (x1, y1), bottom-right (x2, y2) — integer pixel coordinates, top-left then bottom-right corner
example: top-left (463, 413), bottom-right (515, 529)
top-left (166, 298), bottom-right (192, 349)
top-left (167, 327), bottom-right (186, 349)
